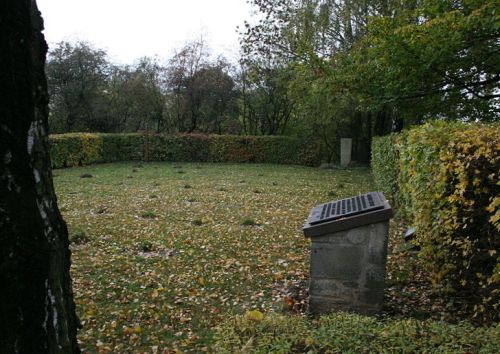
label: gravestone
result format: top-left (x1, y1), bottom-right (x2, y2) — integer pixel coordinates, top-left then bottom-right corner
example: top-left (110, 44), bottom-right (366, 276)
top-left (340, 138), bottom-right (352, 166)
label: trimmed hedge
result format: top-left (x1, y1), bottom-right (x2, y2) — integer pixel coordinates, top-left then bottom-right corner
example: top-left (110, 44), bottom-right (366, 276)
top-left (371, 134), bottom-right (399, 206)
top-left (371, 122), bottom-right (500, 322)
top-left (214, 312), bottom-right (500, 353)
top-left (49, 133), bottom-right (143, 167)
top-left (147, 133), bottom-right (211, 162)
top-left (49, 133), bottom-right (321, 168)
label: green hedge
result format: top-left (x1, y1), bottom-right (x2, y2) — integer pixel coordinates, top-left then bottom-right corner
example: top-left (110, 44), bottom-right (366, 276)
top-left (147, 133), bottom-right (211, 162)
top-left (214, 312), bottom-right (499, 353)
top-left (371, 134), bottom-right (399, 206)
top-left (49, 133), bottom-right (321, 168)
top-left (49, 133), bottom-right (143, 167)
top-left (371, 122), bottom-right (500, 322)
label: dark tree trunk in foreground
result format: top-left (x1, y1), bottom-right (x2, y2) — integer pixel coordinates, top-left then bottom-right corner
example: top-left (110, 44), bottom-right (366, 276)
top-left (0, 1), bottom-right (80, 352)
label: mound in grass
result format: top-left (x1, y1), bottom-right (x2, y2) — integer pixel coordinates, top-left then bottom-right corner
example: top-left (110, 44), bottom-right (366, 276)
top-left (214, 312), bottom-right (500, 353)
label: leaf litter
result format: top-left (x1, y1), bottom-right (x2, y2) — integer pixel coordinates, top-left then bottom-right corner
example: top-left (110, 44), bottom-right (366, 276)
top-left (55, 162), bottom-right (376, 353)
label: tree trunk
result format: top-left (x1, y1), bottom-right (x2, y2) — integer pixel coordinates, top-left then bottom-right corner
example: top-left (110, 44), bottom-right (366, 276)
top-left (0, 1), bottom-right (80, 353)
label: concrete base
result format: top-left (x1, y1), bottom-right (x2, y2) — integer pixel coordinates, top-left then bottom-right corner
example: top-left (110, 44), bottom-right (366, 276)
top-left (308, 221), bottom-right (389, 315)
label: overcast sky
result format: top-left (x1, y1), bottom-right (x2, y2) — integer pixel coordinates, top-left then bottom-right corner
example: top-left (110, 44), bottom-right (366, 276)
top-left (37, 0), bottom-right (254, 65)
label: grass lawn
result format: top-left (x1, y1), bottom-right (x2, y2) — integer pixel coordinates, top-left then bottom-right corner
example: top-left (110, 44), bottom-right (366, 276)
top-left (54, 162), bottom-right (374, 353)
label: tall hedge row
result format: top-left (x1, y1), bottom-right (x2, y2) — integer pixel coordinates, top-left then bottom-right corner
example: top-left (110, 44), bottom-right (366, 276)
top-left (49, 133), bottom-right (321, 168)
top-left (371, 135), bottom-right (399, 206)
top-left (371, 122), bottom-right (500, 322)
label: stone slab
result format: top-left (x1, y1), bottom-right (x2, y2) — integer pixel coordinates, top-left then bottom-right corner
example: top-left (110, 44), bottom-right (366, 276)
top-left (340, 138), bottom-right (352, 166)
top-left (307, 221), bottom-right (390, 315)
top-left (310, 245), bottom-right (363, 280)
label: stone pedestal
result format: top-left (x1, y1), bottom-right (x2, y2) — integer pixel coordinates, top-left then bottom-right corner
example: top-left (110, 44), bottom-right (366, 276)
top-left (308, 221), bottom-right (389, 315)
top-left (340, 138), bottom-right (352, 167)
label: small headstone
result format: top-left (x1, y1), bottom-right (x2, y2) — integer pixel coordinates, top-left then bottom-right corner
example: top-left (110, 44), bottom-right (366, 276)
top-left (340, 138), bottom-right (352, 167)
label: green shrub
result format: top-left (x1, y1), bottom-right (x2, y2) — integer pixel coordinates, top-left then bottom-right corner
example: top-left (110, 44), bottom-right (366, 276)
top-left (50, 133), bottom-right (142, 168)
top-left (148, 133), bottom-right (211, 162)
top-left (399, 122), bottom-right (499, 321)
top-left (140, 211), bottom-right (157, 219)
top-left (100, 133), bottom-right (143, 162)
top-left (208, 134), bottom-right (321, 166)
top-left (69, 228), bottom-right (90, 245)
top-left (251, 135), bottom-right (321, 166)
top-left (214, 312), bottom-right (500, 353)
top-left (241, 218), bottom-right (257, 226)
top-left (50, 133), bottom-right (102, 167)
top-left (49, 133), bottom-right (321, 168)
top-left (371, 134), bottom-right (399, 205)
top-left (209, 135), bottom-right (256, 162)
top-left (371, 122), bottom-right (500, 322)
top-left (139, 241), bottom-right (154, 252)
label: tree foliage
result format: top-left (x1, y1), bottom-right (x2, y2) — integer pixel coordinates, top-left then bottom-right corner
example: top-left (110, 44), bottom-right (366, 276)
top-left (107, 57), bottom-right (165, 132)
top-left (360, 0), bottom-right (500, 120)
top-left (240, 64), bottom-right (295, 135)
top-left (46, 39), bottom-right (241, 135)
top-left (164, 40), bottom-right (238, 133)
top-left (240, 0), bottom-right (499, 160)
top-left (371, 122), bottom-right (500, 322)
top-left (47, 41), bottom-right (111, 132)
top-left (45, 1), bottom-right (498, 161)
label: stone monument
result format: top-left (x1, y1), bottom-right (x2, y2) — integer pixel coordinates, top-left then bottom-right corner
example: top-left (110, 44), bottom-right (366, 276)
top-left (340, 138), bottom-right (352, 167)
top-left (303, 192), bottom-right (393, 315)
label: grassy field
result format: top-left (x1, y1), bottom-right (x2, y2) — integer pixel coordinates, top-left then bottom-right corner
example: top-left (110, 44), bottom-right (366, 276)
top-left (54, 162), bottom-right (374, 353)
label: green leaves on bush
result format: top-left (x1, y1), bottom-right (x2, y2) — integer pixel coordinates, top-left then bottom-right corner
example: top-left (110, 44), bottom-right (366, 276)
top-left (241, 218), bottom-right (257, 226)
top-left (371, 135), bottom-right (399, 206)
top-left (140, 211), bottom-right (157, 219)
top-left (214, 312), bottom-right (500, 353)
top-left (192, 219), bottom-right (204, 226)
top-left (50, 133), bottom-right (143, 168)
top-left (371, 122), bottom-right (500, 322)
top-left (69, 228), bottom-right (90, 245)
top-left (49, 133), bottom-right (321, 168)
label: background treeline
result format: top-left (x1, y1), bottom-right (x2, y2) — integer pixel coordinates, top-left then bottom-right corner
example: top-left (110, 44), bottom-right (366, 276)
top-left (46, 39), bottom-right (299, 138)
top-left (46, 40), bottom-right (240, 135)
top-left (46, 0), bottom-right (499, 162)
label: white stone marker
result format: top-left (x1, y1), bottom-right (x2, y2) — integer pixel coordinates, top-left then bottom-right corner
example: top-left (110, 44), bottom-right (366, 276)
top-left (340, 138), bottom-right (352, 166)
